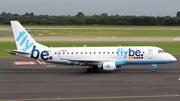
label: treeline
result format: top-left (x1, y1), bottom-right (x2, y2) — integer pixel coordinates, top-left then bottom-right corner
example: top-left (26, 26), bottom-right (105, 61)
top-left (1, 12), bottom-right (180, 26)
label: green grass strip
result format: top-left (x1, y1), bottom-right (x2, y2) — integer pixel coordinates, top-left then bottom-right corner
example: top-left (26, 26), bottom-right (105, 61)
top-left (1, 25), bottom-right (180, 37)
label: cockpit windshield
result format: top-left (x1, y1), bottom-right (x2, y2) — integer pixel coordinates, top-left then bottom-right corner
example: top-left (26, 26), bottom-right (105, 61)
top-left (158, 50), bottom-right (167, 53)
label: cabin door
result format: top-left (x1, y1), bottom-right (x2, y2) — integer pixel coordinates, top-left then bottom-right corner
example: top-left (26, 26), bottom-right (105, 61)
top-left (148, 50), bottom-right (153, 59)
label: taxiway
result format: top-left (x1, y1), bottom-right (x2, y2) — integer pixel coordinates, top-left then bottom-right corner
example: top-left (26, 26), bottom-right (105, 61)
top-left (0, 57), bottom-right (179, 101)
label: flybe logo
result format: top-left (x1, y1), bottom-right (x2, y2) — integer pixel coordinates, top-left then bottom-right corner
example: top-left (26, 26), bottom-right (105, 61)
top-left (16, 31), bottom-right (34, 52)
top-left (117, 48), bottom-right (143, 59)
top-left (17, 31), bottom-right (51, 60)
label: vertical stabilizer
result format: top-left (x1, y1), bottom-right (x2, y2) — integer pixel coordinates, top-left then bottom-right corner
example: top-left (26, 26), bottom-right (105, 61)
top-left (10, 21), bottom-right (48, 53)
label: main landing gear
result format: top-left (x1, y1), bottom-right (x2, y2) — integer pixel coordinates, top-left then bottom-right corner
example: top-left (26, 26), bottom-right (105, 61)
top-left (87, 66), bottom-right (98, 73)
top-left (151, 64), bottom-right (157, 73)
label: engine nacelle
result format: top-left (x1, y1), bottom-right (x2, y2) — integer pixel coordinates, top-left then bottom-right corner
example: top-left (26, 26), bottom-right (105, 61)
top-left (102, 62), bottom-right (116, 71)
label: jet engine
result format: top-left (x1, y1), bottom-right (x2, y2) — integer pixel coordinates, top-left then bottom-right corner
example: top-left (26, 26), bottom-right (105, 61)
top-left (102, 62), bottom-right (116, 71)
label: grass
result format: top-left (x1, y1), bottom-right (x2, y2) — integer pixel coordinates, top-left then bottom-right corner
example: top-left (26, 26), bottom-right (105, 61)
top-left (1, 41), bottom-right (180, 58)
top-left (1, 25), bottom-right (180, 37)
top-left (19, 26), bottom-right (180, 37)
top-left (48, 29), bottom-right (180, 37)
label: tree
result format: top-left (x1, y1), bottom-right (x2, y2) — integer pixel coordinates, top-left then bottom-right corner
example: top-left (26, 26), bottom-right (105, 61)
top-left (101, 13), bottom-right (108, 18)
top-left (29, 12), bottom-right (34, 16)
top-left (176, 11), bottom-right (180, 17)
top-left (1, 12), bottom-right (6, 16)
top-left (163, 17), bottom-right (177, 25)
top-left (76, 12), bottom-right (85, 17)
top-left (24, 12), bottom-right (29, 16)
top-left (0, 11), bottom-right (180, 25)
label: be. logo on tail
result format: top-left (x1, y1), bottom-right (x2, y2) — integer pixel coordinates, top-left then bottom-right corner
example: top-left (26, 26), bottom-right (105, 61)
top-left (31, 45), bottom-right (50, 60)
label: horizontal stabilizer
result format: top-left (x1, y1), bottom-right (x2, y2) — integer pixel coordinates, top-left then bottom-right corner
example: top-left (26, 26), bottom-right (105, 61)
top-left (8, 50), bottom-right (31, 55)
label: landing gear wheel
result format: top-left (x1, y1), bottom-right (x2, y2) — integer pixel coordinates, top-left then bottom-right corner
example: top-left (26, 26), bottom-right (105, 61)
top-left (152, 68), bottom-right (156, 73)
top-left (92, 66), bottom-right (98, 71)
top-left (151, 64), bottom-right (157, 73)
top-left (87, 68), bottom-right (93, 73)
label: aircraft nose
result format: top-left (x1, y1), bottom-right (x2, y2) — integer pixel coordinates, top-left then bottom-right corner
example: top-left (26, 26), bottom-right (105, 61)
top-left (170, 55), bottom-right (177, 62)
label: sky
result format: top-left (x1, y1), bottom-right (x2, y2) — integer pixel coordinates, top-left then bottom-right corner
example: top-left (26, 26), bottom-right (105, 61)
top-left (0, 0), bottom-right (180, 16)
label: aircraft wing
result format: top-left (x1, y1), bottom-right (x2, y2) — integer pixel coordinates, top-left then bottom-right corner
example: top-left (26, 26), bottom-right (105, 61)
top-left (60, 58), bottom-right (115, 66)
top-left (61, 58), bottom-right (113, 62)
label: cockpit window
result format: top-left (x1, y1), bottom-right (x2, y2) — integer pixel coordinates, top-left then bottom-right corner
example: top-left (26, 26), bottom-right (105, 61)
top-left (158, 50), bottom-right (167, 53)
top-left (163, 50), bottom-right (167, 53)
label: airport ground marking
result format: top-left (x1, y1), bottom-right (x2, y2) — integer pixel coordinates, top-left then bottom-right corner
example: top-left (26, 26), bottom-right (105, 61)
top-left (1, 94), bottom-right (180, 101)
top-left (13, 61), bottom-right (36, 65)
top-left (36, 60), bottom-right (46, 65)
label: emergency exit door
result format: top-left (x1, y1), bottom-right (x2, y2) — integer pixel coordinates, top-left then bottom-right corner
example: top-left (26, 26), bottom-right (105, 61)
top-left (148, 50), bottom-right (153, 59)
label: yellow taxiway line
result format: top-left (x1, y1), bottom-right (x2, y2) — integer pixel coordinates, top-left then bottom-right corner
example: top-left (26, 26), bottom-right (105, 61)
top-left (36, 60), bottom-right (46, 65)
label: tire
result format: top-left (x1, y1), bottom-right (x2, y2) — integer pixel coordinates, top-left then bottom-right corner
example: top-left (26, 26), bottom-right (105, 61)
top-left (87, 68), bottom-right (93, 73)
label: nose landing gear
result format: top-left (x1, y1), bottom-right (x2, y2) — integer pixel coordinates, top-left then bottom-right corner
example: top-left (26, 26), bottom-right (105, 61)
top-left (151, 68), bottom-right (156, 73)
top-left (151, 64), bottom-right (157, 73)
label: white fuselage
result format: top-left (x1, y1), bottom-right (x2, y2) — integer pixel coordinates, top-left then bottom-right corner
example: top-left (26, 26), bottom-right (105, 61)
top-left (28, 46), bottom-right (176, 67)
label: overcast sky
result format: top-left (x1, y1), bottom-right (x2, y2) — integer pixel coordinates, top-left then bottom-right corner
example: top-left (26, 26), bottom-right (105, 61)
top-left (0, 0), bottom-right (180, 16)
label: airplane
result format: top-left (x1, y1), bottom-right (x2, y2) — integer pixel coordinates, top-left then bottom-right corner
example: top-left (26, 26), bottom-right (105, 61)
top-left (8, 21), bottom-right (177, 73)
